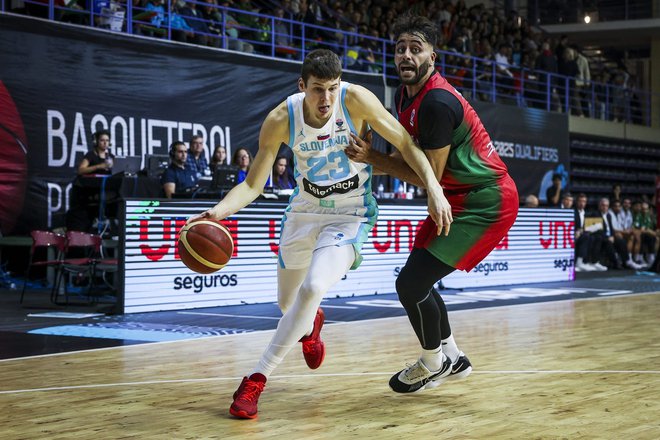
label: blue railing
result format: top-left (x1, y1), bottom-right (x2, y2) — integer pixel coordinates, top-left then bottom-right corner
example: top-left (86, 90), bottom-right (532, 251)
top-left (1, 0), bottom-right (654, 126)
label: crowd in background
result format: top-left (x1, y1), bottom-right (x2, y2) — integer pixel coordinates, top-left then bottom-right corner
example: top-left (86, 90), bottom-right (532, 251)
top-left (11, 0), bottom-right (646, 123)
top-left (524, 179), bottom-right (659, 273)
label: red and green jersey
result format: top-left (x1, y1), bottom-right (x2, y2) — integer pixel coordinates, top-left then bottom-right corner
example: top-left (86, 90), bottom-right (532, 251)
top-left (396, 71), bottom-right (509, 192)
top-left (396, 71), bottom-right (518, 271)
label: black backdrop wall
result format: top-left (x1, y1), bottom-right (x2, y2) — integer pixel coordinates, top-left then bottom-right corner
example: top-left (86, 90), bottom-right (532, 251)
top-left (0, 14), bottom-right (385, 234)
top-left (0, 13), bottom-right (568, 235)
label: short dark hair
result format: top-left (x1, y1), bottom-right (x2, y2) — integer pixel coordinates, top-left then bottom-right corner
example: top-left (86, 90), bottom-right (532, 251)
top-left (94, 129), bottom-right (110, 142)
top-left (392, 12), bottom-right (439, 49)
top-left (301, 49), bottom-right (342, 84)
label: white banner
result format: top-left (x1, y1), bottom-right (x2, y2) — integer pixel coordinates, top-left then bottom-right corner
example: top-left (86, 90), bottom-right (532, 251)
top-left (123, 200), bottom-right (575, 313)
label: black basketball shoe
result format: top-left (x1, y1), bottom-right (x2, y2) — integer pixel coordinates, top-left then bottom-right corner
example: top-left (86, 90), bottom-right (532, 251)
top-left (389, 356), bottom-right (452, 393)
top-left (427, 352), bottom-right (473, 389)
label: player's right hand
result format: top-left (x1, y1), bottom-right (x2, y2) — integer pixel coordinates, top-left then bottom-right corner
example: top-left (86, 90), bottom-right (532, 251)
top-left (187, 207), bottom-right (224, 225)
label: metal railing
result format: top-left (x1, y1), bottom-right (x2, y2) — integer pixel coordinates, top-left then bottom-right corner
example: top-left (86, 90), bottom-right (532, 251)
top-left (1, 0), bottom-right (655, 125)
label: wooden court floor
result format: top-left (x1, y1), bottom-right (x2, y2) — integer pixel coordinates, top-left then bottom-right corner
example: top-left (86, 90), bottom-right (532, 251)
top-left (1, 293), bottom-right (659, 439)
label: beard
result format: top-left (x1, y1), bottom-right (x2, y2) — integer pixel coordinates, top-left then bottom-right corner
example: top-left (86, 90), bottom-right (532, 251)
top-left (396, 58), bottom-right (433, 85)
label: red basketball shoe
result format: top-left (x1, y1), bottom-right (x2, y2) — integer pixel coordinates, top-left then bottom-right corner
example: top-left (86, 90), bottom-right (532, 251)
top-left (229, 373), bottom-right (267, 419)
top-left (299, 308), bottom-right (326, 369)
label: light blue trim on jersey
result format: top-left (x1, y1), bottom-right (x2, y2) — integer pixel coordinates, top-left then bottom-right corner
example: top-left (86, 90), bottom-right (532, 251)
top-left (287, 97), bottom-right (296, 148)
top-left (278, 249), bottom-right (286, 269)
top-left (340, 85), bottom-right (358, 135)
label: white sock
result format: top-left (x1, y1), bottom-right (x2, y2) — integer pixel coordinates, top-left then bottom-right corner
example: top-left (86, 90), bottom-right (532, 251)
top-left (441, 334), bottom-right (460, 363)
top-left (421, 346), bottom-right (444, 371)
top-left (253, 343), bottom-right (289, 378)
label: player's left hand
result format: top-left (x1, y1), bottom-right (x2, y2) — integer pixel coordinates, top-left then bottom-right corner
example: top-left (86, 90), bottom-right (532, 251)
top-left (426, 188), bottom-right (453, 236)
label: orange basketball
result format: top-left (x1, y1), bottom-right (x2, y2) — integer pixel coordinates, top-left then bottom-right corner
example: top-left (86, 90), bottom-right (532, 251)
top-left (177, 218), bottom-right (234, 274)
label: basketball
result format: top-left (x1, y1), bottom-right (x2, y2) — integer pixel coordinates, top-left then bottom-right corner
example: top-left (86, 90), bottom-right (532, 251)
top-left (177, 218), bottom-right (234, 274)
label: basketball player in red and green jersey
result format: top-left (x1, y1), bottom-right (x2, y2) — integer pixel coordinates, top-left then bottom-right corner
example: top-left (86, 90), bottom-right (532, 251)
top-left (347, 13), bottom-right (519, 393)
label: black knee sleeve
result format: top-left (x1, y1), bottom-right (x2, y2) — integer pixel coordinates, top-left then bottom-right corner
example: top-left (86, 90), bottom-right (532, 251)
top-left (395, 249), bottom-right (456, 349)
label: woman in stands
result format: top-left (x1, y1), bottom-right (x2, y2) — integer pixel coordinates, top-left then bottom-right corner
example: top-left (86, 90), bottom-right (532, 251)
top-left (231, 147), bottom-right (253, 184)
top-left (78, 130), bottom-right (114, 175)
top-left (271, 156), bottom-right (296, 190)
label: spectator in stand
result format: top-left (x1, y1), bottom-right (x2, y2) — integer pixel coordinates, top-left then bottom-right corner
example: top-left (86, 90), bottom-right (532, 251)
top-left (475, 38), bottom-right (495, 101)
top-left (524, 194), bottom-right (539, 208)
top-left (574, 193), bottom-right (603, 272)
top-left (231, 147), bottom-right (253, 184)
top-left (77, 130), bottom-right (114, 176)
top-left (271, 156), bottom-right (296, 190)
top-left (610, 199), bottom-right (643, 269)
top-left (494, 43), bottom-right (515, 96)
top-left (273, 7), bottom-right (294, 57)
top-left (574, 45), bottom-right (591, 117)
top-left (561, 192), bottom-right (573, 209)
top-left (66, 130), bottom-right (115, 232)
top-left (610, 183), bottom-right (622, 203)
top-left (545, 173), bottom-right (564, 207)
top-left (179, 0), bottom-right (213, 46)
top-left (162, 141), bottom-right (199, 198)
top-left (210, 0), bottom-right (254, 53)
top-left (593, 197), bottom-right (628, 270)
top-left (633, 201), bottom-right (657, 268)
top-left (611, 72), bottom-right (628, 122)
top-left (142, 0), bottom-right (167, 37)
top-left (558, 47), bottom-right (579, 115)
top-left (210, 145), bottom-right (227, 171)
top-left (535, 41), bottom-right (560, 111)
top-left (186, 135), bottom-right (209, 179)
top-left (293, 0), bottom-right (318, 40)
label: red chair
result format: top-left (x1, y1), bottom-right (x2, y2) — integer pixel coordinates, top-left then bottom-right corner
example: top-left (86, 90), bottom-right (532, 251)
top-left (20, 230), bottom-right (66, 304)
top-left (53, 231), bottom-right (117, 305)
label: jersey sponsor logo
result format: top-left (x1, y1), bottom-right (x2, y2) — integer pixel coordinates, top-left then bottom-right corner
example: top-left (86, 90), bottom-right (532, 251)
top-left (303, 174), bottom-right (359, 198)
top-left (299, 134), bottom-right (350, 152)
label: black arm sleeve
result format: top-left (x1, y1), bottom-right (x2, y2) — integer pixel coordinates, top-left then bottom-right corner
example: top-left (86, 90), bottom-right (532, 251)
top-left (417, 89), bottom-right (464, 150)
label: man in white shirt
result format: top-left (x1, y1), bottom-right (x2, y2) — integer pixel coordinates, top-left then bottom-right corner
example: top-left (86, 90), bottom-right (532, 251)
top-left (610, 199), bottom-right (642, 269)
top-left (596, 197), bottom-right (634, 270)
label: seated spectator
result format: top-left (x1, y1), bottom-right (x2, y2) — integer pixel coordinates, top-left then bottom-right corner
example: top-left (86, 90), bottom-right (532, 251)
top-left (633, 201), bottom-right (657, 268)
top-left (78, 130), bottom-right (114, 175)
top-left (574, 193), bottom-right (604, 272)
top-left (162, 141), bottom-right (199, 198)
top-left (593, 197), bottom-right (628, 270)
top-left (232, 147), bottom-right (253, 184)
top-left (210, 145), bottom-right (227, 171)
top-left (561, 192), bottom-right (573, 209)
top-left (186, 135), bottom-right (209, 179)
top-left (271, 156), bottom-right (296, 190)
top-left (524, 194), bottom-right (539, 208)
top-left (213, 0), bottom-right (254, 53)
top-left (178, 0), bottom-right (212, 46)
top-left (66, 130), bottom-right (117, 232)
top-left (610, 199), bottom-right (643, 269)
top-left (545, 173), bottom-right (564, 207)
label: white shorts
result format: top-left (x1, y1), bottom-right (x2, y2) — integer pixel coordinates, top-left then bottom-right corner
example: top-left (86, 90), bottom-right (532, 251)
top-left (278, 195), bottom-right (377, 270)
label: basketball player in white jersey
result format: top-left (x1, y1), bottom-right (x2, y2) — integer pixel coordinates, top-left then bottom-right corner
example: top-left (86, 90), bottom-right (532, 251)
top-left (189, 49), bottom-right (451, 419)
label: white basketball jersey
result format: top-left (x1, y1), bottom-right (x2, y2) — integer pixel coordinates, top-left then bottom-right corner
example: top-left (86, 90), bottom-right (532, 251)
top-left (286, 82), bottom-right (373, 208)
